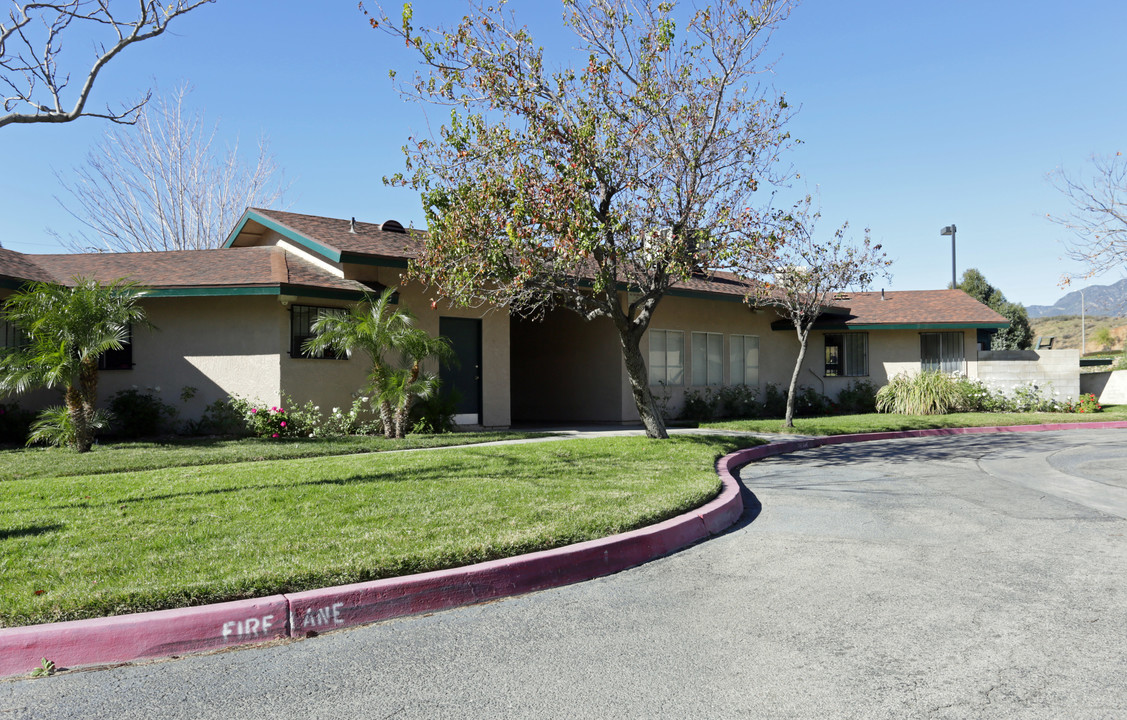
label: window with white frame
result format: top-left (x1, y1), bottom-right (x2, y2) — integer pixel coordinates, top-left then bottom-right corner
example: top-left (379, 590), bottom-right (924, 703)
top-left (648, 329), bottom-right (684, 385)
top-left (825, 333), bottom-right (868, 377)
top-left (730, 334), bottom-right (760, 386)
top-left (920, 332), bottom-right (965, 374)
top-left (691, 332), bottom-right (723, 386)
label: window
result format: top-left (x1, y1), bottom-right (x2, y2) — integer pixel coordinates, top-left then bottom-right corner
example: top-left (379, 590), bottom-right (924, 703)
top-left (920, 332), bottom-right (965, 374)
top-left (97, 324), bottom-right (132, 371)
top-left (691, 332), bottom-right (724, 386)
top-left (730, 334), bottom-right (760, 386)
top-left (648, 329), bottom-right (684, 385)
top-left (291, 306), bottom-right (347, 359)
top-left (1, 318), bottom-right (26, 351)
top-left (825, 333), bottom-right (868, 377)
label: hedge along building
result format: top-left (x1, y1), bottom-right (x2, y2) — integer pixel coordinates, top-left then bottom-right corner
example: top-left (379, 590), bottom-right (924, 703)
top-left (0, 208), bottom-right (1009, 427)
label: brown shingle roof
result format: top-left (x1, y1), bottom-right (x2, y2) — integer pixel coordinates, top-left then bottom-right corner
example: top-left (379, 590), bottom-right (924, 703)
top-left (25, 247), bottom-right (370, 295)
top-left (829, 289), bottom-right (1008, 326)
top-left (0, 248), bottom-right (56, 284)
top-left (243, 208), bottom-right (423, 260)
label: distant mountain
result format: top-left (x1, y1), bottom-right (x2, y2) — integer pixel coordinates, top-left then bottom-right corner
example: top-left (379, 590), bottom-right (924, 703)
top-left (1026, 277), bottom-right (1127, 318)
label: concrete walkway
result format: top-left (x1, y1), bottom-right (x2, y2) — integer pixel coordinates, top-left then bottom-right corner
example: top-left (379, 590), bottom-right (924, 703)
top-left (5, 428), bottom-right (1125, 718)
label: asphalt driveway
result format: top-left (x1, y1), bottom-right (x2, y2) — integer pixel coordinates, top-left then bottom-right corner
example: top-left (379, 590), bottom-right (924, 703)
top-left (4, 429), bottom-right (1126, 719)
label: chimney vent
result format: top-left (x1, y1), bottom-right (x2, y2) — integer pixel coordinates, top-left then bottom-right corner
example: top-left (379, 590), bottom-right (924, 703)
top-left (349, 217), bottom-right (357, 234)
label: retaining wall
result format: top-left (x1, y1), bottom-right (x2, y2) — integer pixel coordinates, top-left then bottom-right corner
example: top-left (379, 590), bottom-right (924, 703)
top-left (976, 349), bottom-right (1080, 399)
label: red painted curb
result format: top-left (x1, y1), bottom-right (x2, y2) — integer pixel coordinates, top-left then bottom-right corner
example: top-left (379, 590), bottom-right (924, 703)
top-left (0, 595), bottom-right (288, 678)
top-left (287, 468), bottom-right (742, 636)
top-left (0, 451), bottom-right (745, 678)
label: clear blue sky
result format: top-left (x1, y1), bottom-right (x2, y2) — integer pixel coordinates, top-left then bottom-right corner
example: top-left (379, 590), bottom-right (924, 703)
top-left (2, 0), bottom-right (1124, 307)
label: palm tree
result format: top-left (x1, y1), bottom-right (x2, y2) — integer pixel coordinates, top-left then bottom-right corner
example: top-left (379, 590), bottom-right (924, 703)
top-left (303, 287), bottom-right (453, 439)
top-left (0, 277), bottom-right (149, 452)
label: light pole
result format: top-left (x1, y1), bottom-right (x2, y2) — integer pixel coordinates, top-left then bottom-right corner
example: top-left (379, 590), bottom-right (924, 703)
top-left (940, 224), bottom-right (957, 288)
top-left (1080, 288), bottom-right (1086, 355)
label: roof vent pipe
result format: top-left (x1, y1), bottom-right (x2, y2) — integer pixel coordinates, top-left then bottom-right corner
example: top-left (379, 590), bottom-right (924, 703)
top-left (881, 288), bottom-right (886, 301)
top-left (349, 217), bottom-right (357, 234)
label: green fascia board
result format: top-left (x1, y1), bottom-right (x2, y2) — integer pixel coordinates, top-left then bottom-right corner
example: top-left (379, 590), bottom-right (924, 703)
top-left (664, 287), bottom-right (747, 303)
top-left (223, 210), bottom-right (343, 263)
top-left (144, 285), bottom-right (365, 301)
top-left (339, 252), bottom-right (410, 269)
top-left (771, 320), bottom-right (1011, 332)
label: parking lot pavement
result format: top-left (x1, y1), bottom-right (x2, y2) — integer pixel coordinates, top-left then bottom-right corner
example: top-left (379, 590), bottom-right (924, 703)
top-left (4, 429), bottom-right (1126, 719)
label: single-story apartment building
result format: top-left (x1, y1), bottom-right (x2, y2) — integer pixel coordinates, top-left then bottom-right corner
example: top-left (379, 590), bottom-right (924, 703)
top-left (1, 208), bottom-right (1011, 427)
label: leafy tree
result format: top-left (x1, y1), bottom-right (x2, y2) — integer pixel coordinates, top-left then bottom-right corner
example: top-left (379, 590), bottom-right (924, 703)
top-left (303, 288), bottom-right (453, 439)
top-left (953, 268), bottom-right (1032, 350)
top-left (0, 278), bottom-right (149, 452)
top-left (1047, 152), bottom-right (1127, 278)
top-left (1093, 326), bottom-right (1115, 351)
top-left (367, 0), bottom-right (797, 439)
top-left (734, 197), bottom-right (891, 428)
top-left (51, 84), bottom-right (289, 252)
top-left (1, 1), bottom-right (213, 129)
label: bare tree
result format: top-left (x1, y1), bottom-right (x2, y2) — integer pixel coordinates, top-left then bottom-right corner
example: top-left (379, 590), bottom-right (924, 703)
top-left (733, 196), bottom-right (890, 428)
top-left (367, 0), bottom-right (797, 439)
top-left (1048, 151), bottom-right (1127, 279)
top-left (1, 0), bottom-right (213, 129)
top-left (51, 84), bottom-right (288, 252)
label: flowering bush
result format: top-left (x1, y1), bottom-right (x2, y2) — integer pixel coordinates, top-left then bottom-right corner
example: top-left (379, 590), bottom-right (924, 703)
top-left (229, 394), bottom-right (382, 439)
top-left (1068, 393), bottom-right (1102, 414)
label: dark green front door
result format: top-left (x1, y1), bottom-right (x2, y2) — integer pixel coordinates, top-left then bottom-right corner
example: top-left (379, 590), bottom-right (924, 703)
top-left (439, 317), bottom-right (482, 424)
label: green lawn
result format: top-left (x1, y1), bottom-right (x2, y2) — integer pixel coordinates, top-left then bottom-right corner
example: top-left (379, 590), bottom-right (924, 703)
top-left (703, 406), bottom-right (1127, 436)
top-left (0, 434), bottom-right (754, 628)
top-left (0, 431), bottom-right (547, 481)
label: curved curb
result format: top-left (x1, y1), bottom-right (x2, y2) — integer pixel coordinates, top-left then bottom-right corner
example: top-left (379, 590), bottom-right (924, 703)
top-left (0, 449), bottom-right (745, 679)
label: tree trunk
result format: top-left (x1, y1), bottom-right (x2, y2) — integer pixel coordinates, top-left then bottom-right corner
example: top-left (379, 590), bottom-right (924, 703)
top-left (784, 328), bottom-right (811, 429)
top-left (618, 329), bottom-right (668, 439)
top-left (74, 357), bottom-right (99, 452)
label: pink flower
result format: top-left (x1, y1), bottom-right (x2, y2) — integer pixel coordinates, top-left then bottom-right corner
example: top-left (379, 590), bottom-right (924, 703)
top-left (250, 408), bottom-right (257, 414)
top-left (280, 421), bottom-right (286, 427)
top-left (272, 433), bottom-right (279, 438)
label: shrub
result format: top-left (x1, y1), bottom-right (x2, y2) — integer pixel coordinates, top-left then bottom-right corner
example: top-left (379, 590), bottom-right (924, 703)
top-left (184, 397), bottom-right (250, 436)
top-left (835, 380), bottom-right (878, 415)
top-left (876, 371), bottom-right (966, 415)
top-left (761, 383), bottom-right (787, 418)
top-left (797, 386), bottom-right (830, 416)
top-left (108, 387), bottom-right (177, 438)
top-left (411, 390), bottom-right (460, 434)
top-left (718, 384), bottom-right (759, 419)
top-left (27, 405), bottom-right (112, 448)
top-left (0, 402), bottom-right (34, 445)
top-left (680, 387), bottom-right (720, 421)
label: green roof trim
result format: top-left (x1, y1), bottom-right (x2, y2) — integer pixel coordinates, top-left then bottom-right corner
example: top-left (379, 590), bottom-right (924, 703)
top-left (339, 252), bottom-right (410, 269)
top-left (771, 320), bottom-right (1011, 332)
top-left (223, 210), bottom-right (343, 263)
top-left (143, 284), bottom-right (366, 301)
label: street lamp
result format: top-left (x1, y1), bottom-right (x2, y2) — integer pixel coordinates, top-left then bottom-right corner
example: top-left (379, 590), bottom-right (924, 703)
top-left (940, 224), bottom-right (957, 289)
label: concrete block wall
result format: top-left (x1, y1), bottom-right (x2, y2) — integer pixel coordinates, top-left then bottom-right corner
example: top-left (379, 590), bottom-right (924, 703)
top-left (1081, 370), bottom-right (1127, 404)
top-left (975, 349), bottom-right (1080, 400)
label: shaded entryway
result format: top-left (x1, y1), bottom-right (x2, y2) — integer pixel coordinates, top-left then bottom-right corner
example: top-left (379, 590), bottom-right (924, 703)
top-left (508, 309), bottom-right (633, 423)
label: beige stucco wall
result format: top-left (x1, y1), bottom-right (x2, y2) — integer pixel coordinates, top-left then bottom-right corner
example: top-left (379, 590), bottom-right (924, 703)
top-left (637, 294), bottom-right (795, 421)
top-left (797, 328), bottom-right (979, 394)
top-left (343, 266), bottom-right (511, 428)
